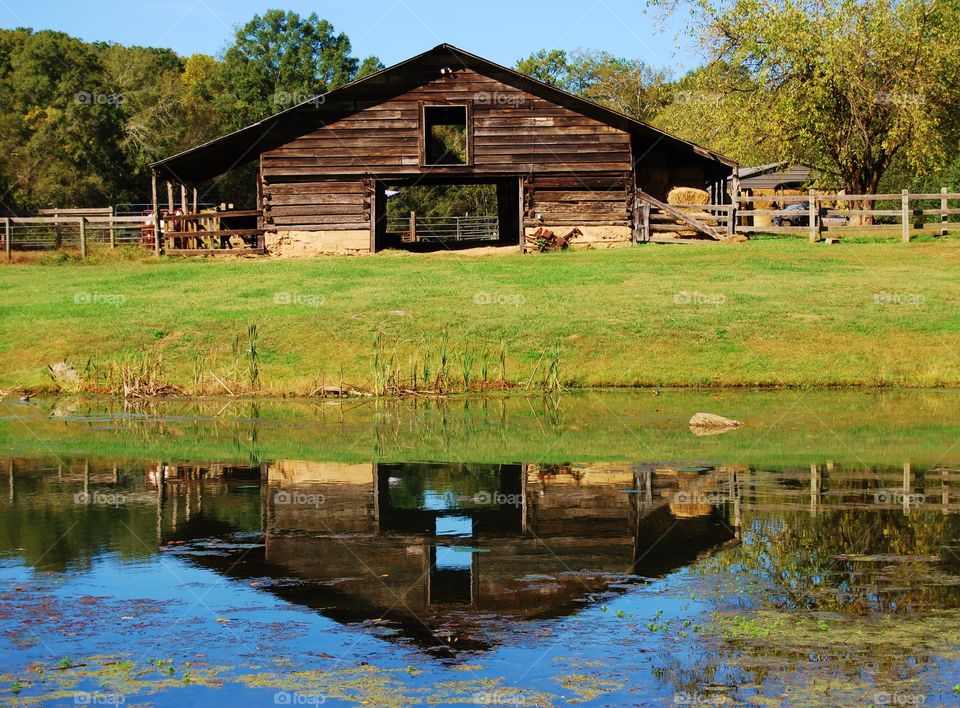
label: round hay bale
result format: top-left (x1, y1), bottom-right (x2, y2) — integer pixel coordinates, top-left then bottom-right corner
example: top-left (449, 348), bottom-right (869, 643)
top-left (670, 501), bottom-right (713, 518)
top-left (750, 196), bottom-right (775, 228)
top-left (667, 187), bottom-right (710, 205)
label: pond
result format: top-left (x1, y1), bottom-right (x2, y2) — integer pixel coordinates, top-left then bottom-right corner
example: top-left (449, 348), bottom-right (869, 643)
top-left (0, 390), bottom-right (958, 706)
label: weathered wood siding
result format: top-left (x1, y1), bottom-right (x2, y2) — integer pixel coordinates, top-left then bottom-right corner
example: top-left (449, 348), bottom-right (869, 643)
top-left (524, 174), bottom-right (632, 228)
top-left (263, 177), bottom-right (370, 232)
top-left (261, 67), bottom-right (632, 179)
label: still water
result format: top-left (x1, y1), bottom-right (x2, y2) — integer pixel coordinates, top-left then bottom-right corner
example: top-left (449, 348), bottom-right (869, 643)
top-left (0, 391), bottom-right (958, 706)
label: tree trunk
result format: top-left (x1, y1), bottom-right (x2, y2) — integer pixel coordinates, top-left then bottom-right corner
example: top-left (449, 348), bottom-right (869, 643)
top-left (845, 170), bottom-right (884, 226)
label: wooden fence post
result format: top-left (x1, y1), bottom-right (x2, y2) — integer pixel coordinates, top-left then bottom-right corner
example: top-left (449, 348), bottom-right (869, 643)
top-left (78, 217), bottom-right (87, 259)
top-left (4, 217), bottom-right (10, 262)
top-left (409, 210), bottom-right (416, 243)
top-left (808, 188), bottom-right (818, 242)
top-left (109, 216), bottom-right (116, 249)
top-left (642, 202), bottom-right (650, 243)
top-left (731, 173), bottom-right (740, 232)
top-left (151, 170), bottom-right (162, 256)
top-left (941, 187), bottom-right (949, 237)
top-left (901, 189), bottom-right (910, 243)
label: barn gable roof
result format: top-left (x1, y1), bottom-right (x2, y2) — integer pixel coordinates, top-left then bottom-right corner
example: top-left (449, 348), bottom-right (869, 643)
top-left (151, 43), bottom-right (736, 185)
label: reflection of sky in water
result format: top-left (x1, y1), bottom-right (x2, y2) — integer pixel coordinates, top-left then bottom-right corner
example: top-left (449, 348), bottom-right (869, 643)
top-left (435, 544), bottom-right (473, 570)
top-left (422, 489), bottom-right (457, 511)
top-left (435, 515), bottom-right (472, 537)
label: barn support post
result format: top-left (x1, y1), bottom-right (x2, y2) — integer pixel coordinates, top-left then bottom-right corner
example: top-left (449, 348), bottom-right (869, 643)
top-left (903, 462), bottom-right (912, 515)
top-left (518, 177), bottom-right (527, 253)
top-left (192, 187), bottom-right (198, 213)
top-left (810, 463), bottom-right (819, 517)
top-left (3, 217), bottom-right (10, 262)
top-left (941, 187), bottom-right (948, 237)
top-left (943, 468), bottom-right (950, 514)
top-left (368, 182), bottom-right (376, 253)
top-left (256, 173), bottom-right (265, 252)
top-left (78, 217), bottom-right (87, 259)
top-left (808, 189), bottom-right (818, 243)
top-left (901, 189), bottom-right (910, 243)
top-left (150, 170), bottom-right (161, 256)
top-left (180, 184), bottom-right (188, 213)
top-left (730, 172), bottom-right (740, 233)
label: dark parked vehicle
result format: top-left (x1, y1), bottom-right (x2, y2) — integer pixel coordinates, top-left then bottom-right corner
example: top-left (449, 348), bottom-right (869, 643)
top-left (772, 202), bottom-right (810, 227)
top-left (772, 202), bottom-right (850, 228)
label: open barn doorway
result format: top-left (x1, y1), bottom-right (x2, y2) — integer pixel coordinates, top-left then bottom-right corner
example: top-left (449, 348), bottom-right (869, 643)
top-left (372, 177), bottom-right (521, 252)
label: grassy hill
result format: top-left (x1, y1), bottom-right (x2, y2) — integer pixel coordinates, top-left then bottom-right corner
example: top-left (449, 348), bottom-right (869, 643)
top-left (1, 239), bottom-right (958, 394)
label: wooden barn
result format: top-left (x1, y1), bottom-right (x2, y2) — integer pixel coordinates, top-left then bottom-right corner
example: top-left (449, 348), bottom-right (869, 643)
top-left (151, 44), bottom-right (736, 255)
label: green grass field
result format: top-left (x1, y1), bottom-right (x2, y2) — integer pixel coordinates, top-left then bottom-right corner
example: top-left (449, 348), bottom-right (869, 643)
top-left (1, 238), bottom-right (958, 394)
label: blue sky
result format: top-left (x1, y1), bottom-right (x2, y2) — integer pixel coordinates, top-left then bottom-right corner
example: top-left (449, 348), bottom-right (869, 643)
top-left (0, 0), bottom-right (702, 75)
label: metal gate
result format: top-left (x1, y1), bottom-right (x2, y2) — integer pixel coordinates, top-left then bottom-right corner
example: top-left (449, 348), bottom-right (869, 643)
top-left (386, 214), bottom-right (499, 243)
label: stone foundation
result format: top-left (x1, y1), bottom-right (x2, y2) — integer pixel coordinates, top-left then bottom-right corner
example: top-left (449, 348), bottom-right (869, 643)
top-left (524, 225), bottom-right (633, 250)
top-left (265, 229), bottom-right (370, 257)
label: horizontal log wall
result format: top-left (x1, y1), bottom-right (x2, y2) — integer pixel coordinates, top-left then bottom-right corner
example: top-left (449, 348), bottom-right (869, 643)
top-left (524, 174), bottom-right (631, 227)
top-left (262, 178), bottom-right (370, 231)
top-left (260, 66), bottom-right (632, 179)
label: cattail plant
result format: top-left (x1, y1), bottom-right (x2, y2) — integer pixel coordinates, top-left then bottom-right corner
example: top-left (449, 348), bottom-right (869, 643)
top-left (247, 324), bottom-right (260, 389)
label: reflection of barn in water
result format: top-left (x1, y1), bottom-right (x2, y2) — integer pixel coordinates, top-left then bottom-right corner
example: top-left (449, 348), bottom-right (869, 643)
top-left (7, 455), bottom-right (960, 655)
top-left (199, 460), bottom-right (736, 651)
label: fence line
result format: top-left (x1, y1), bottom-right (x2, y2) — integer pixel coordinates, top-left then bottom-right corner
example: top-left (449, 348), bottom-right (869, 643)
top-left (5, 188), bottom-right (957, 260)
top-left (731, 188), bottom-right (960, 242)
top-left (2, 216), bottom-right (148, 259)
top-left (1, 211), bottom-right (265, 260)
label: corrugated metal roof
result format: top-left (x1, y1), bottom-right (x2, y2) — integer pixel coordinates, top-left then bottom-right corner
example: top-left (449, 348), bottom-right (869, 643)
top-left (739, 163), bottom-right (813, 189)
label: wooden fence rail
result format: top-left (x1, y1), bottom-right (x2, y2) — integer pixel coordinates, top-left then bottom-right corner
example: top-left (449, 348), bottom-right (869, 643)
top-left (1, 211), bottom-right (263, 260)
top-left (639, 188), bottom-right (960, 243)
top-left (731, 188), bottom-right (960, 242)
top-left (2, 216), bottom-right (147, 260)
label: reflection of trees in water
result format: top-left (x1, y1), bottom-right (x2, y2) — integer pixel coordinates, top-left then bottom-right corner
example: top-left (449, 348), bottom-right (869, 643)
top-left (0, 458), bottom-right (263, 571)
top-left (378, 462), bottom-right (507, 510)
top-left (682, 463), bottom-right (960, 612)
top-left (700, 504), bottom-right (960, 613)
top-left (650, 465), bottom-right (960, 704)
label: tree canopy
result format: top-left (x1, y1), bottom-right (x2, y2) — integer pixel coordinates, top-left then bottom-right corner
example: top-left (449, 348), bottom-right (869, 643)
top-left (2, 3), bottom-right (959, 213)
top-left (516, 48), bottom-right (671, 122)
top-left (647, 0), bottom-right (960, 192)
top-left (0, 10), bottom-right (380, 212)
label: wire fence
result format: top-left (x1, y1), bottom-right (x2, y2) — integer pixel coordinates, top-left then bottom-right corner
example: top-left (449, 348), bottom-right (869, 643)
top-left (1, 216), bottom-right (149, 257)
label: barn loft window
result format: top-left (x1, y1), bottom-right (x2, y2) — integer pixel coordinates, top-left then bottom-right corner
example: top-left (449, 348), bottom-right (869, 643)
top-left (422, 105), bottom-right (470, 166)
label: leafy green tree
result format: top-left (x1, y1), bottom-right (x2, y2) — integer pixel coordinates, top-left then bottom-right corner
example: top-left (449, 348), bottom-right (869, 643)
top-left (0, 29), bottom-right (128, 209)
top-left (652, 62), bottom-right (778, 167)
top-left (357, 56), bottom-right (386, 79)
top-left (515, 48), bottom-right (670, 121)
top-left (101, 44), bottom-right (184, 174)
top-left (218, 9), bottom-right (380, 128)
top-left (651, 0), bottom-right (960, 194)
top-left (516, 49), bottom-right (569, 86)
top-left (0, 13), bottom-right (381, 211)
